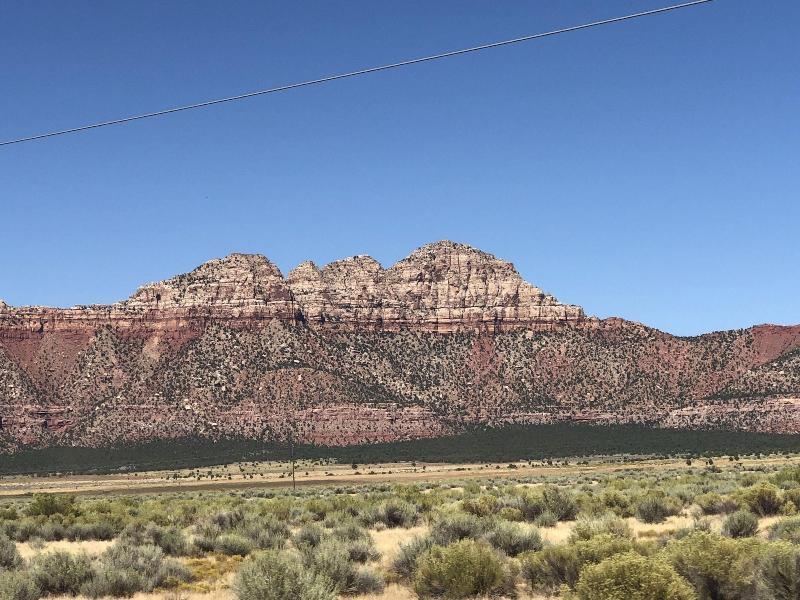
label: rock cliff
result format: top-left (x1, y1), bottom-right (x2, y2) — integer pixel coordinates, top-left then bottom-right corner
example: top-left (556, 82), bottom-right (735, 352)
top-left (1, 241), bottom-right (799, 452)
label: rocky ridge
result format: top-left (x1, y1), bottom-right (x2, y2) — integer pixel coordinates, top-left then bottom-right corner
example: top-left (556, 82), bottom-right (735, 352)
top-left (1, 241), bottom-right (799, 451)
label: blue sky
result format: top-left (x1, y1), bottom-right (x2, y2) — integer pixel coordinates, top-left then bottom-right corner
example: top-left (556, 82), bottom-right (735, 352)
top-left (1, 1), bottom-right (797, 336)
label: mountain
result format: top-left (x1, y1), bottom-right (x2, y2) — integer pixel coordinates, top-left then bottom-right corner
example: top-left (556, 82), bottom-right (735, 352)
top-left (1, 241), bottom-right (799, 453)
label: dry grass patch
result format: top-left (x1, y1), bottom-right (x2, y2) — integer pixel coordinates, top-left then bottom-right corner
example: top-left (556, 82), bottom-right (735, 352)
top-left (181, 554), bottom-right (242, 593)
top-left (50, 592), bottom-right (235, 600)
top-left (371, 525), bottom-right (428, 568)
top-left (538, 520), bottom-right (573, 545)
top-left (16, 539), bottom-right (113, 560)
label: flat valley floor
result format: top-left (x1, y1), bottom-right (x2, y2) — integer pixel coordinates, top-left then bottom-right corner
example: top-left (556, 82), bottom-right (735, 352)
top-left (3, 453), bottom-right (800, 599)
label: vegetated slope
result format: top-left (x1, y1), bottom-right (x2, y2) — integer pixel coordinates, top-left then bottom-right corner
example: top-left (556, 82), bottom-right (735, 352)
top-left (1, 241), bottom-right (799, 454)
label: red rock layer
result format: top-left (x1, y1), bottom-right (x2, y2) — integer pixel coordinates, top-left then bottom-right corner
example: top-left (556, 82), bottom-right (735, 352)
top-left (1, 241), bottom-right (799, 451)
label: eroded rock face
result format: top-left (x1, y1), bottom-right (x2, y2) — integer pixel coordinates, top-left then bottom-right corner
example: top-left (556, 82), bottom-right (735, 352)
top-left (123, 253), bottom-right (294, 315)
top-left (1, 241), bottom-right (799, 452)
top-left (286, 241), bottom-right (584, 331)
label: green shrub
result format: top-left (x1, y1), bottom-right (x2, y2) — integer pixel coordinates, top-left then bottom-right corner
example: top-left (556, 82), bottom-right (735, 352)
top-left (663, 531), bottom-right (762, 599)
top-left (772, 467), bottom-right (800, 487)
top-left (0, 534), bottom-right (22, 570)
top-left (239, 514), bottom-right (290, 550)
top-left (413, 540), bottom-right (512, 598)
top-left (543, 486), bottom-right (579, 521)
top-left (517, 490), bottom-right (547, 521)
top-left (755, 541), bottom-right (800, 600)
top-left (695, 492), bottom-right (738, 515)
top-left (294, 523), bottom-right (326, 549)
top-left (26, 494), bottom-right (76, 517)
top-left (67, 520), bottom-right (117, 541)
top-left (484, 521), bottom-right (543, 556)
top-left (120, 522), bottom-right (188, 555)
top-left (0, 507), bottom-right (19, 521)
top-left (234, 550), bottom-right (336, 600)
top-left (722, 510), bottom-right (759, 538)
top-left (362, 500), bottom-right (419, 528)
top-left (599, 490), bottom-right (634, 517)
top-left (498, 507), bottom-right (524, 522)
top-left (571, 514), bottom-right (633, 542)
top-left (535, 510), bottom-right (559, 528)
top-left (215, 533), bottom-right (254, 556)
top-left (461, 495), bottom-right (499, 518)
top-left (305, 539), bottom-right (383, 594)
top-left (332, 522), bottom-right (370, 543)
top-left (81, 565), bottom-right (142, 598)
top-left (210, 507), bottom-right (246, 530)
top-left (344, 539), bottom-right (380, 563)
top-left (635, 494), bottom-right (681, 524)
top-left (521, 534), bottom-right (635, 593)
top-left (30, 550), bottom-right (93, 595)
top-left (430, 512), bottom-right (486, 545)
top-left (0, 571), bottom-right (40, 600)
top-left (738, 484), bottom-right (783, 517)
top-left (521, 544), bottom-right (580, 593)
top-left (350, 566), bottom-right (386, 595)
top-left (92, 542), bottom-right (192, 594)
top-left (769, 516), bottom-right (800, 544)
top-left (571, 552), bottom-right (697, 600)
top-left (393, 536), bottom-right (435, 580)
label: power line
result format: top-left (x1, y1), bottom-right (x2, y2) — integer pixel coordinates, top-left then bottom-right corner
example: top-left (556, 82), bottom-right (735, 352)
top-left (1, 0), bottom-right (713, 147)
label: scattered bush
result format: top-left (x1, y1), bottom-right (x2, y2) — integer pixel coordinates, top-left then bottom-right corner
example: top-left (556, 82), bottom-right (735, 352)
top-left (664, 531), bottom-right (762, 600)
top-left (695, 492), bottom-right (738, 515)
top-left (393, 536), bottom-right (435, 580)
top-left (571, 552), bottom-right (697, 600)
top-left (484, 521), bottom-right (543, 556)
top-left (413, 540), bottom-right (513, 598)
top-left (571, 514), bottom-right (633, 542)
top-left (361, 500), bottom-right (419, 528)
top-left (543, 486), bottom-right (579, 522)
top-left (30, 550), bottom-right (93, 595)
top-left (430, 512), bottom-right (486, 545)
top-left (535, 510), bottom-right (559, 528)
top-left (305, 539), bottom-right (384, 594)
top-left (722, 510), bottom-right (759, 538)
top-left (294, 524), bottom-right (326, 549)
top-left (521, 533), bottom-right (635, 593)
top-left (89, 542), bottom-right (192, 595)
top-left (215, 533), bottom-right (254, 556)
top-left (0, 534), bottom-right (22, 570)
top-left (0, 571), bottom-right (40, 600)
top-left (738, 484), bottom-right (783, 517)
top-left (238, 514), bottom-right (290, 550)
top-left (26, 494), bottom-right (76, 517)
top-left (234, 550), bottom-right (336, 600)
top-left (344, 539), bottom-right (380, 563)
top-left (462, 495), bottom-right (499, 518)
top-left (769, 516), bottom-right (800, 544)
top-left (521, 543), bottom-right (580, 593)
top-left (120, 522), bottom-right (188, 556)
top-left (635, 494), bottom-right (681, 524)
top-left (756, 541), bottom-right (800, 600)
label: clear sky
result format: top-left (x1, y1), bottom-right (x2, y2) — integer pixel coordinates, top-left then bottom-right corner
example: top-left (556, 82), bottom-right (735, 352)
top-left (1, 1), bottom-right (797, 336)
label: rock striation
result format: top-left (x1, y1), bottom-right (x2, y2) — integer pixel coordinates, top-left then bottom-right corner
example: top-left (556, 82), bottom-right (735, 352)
top-left (287, 241), bottom-right (584, 331)
top-left (1, 240), bottom-right (799, 452)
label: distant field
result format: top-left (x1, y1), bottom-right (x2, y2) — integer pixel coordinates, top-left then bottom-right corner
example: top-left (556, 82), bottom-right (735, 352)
top-left (4, 453), bottom-right (800, 599)
top-left (3, 423), bottom-right (800, 475)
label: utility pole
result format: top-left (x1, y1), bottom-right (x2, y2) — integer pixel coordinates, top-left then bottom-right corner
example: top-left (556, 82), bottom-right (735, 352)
top-left (290, 430), bottom-right (296, 491)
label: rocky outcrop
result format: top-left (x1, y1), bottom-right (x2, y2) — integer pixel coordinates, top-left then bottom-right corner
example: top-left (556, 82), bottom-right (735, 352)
top-left (1, 241), bottom-right (799, 452)
top-left (0, 242), bottom-right (585, 337)
top-left (286, 241), bottom-right (584, 331)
